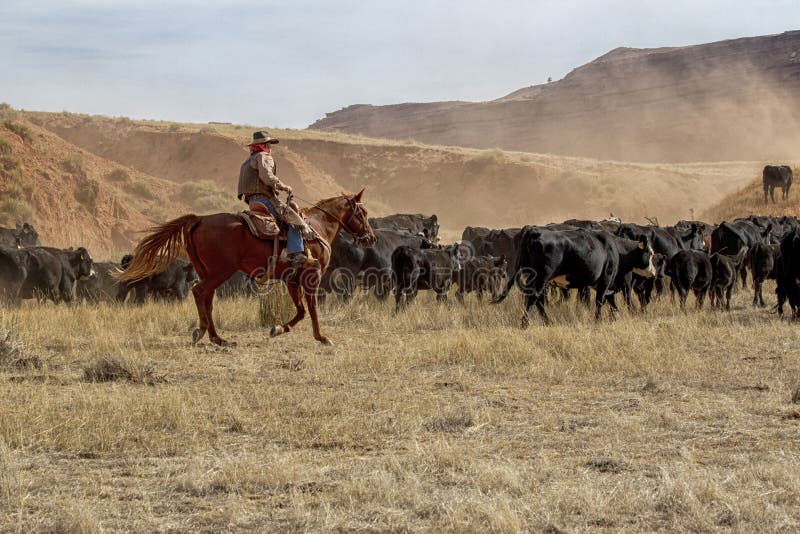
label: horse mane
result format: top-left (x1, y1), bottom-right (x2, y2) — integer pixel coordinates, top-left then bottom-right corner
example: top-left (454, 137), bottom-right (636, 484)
top-left (301, 193), bottom-right (355, 216)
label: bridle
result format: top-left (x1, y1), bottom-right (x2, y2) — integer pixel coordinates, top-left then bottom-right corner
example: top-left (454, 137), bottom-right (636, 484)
top-left (291, 193), bottom-right (373, 245)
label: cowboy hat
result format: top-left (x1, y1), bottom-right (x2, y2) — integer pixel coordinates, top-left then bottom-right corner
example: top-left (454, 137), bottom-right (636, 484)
top-left (248, 131), bottom-right (279, 145)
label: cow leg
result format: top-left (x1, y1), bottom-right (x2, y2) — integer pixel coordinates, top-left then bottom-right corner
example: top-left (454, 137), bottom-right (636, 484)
top-left (740, 265), bottom-right (748, 290)
top-left (725, 284), bottom-right (733, 311)
top-left (394, 286), bottom-right (404, 312)
top-left (694, 287), bottom-right (707, 310)
top-left (765, 185), bottom-right (769, 204)
top-left (577, 287), bottom-right (591, 307)
top-left (594, 283), bottom-right (610, 321)
top-left (521, 275), bottom-right (548, 327)
top-left (375, 272), bottom-right (391, 301)
top-left (754, 278), bottom-right (763, 307)
top-left (676, 284), bottom-right (688, 311)
top-left (455, 288), bottom-right (465, 305)
top-left (606, 293), bottom-right (620, 320)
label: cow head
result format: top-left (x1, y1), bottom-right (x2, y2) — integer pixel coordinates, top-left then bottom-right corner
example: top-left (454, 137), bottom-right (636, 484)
top-left (72, 247), bottom-right (95, 280)
top-left (617, 223), bottom-right (646, 242)
top-left (423, 214), bottom-right (440, 243)
top-left (490, 255), bottom-right (509, 298)
top-left (183, 262), bottom-right (200, 288)
top-left (14, 222), bottom-right (39, 247)
top-left (448, 241), bottom-right (469, 272)
top-left (632, 237), bottom-right (657, 278)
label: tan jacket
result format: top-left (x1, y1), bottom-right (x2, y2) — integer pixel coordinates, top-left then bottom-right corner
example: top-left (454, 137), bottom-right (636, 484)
top-left (237, 151), bottom-right (312, 236)
top-left (237, 152), bottom-right (284, 200)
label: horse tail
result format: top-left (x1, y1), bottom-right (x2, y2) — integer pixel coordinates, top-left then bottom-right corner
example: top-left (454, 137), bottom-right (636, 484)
top-left (117, 214), bottom-right (200, 282)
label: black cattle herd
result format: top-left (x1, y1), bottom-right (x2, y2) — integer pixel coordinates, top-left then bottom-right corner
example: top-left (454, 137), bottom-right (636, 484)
top-left (1, 165), bottom-right (798, 326)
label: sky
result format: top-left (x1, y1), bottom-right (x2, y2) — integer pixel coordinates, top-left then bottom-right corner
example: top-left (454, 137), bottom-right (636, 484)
top-left (0, 1), bottom-right (798, 129)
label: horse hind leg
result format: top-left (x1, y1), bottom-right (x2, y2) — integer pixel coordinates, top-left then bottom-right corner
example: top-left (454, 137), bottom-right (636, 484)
top-left (192, 272), bottom-right (234, 346)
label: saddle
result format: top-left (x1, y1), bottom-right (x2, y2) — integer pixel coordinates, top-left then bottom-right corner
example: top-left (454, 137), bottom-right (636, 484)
top-left (239, 206), bottom-right (282, 240)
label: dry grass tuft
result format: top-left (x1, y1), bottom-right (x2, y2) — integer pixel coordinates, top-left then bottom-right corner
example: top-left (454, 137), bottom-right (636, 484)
top-left (258, 283), bottom-right (295, 327)
top-left (585, 458), bottom-right (627, 473)
top-left (0, 329), bottom-right (41, 370)
top-left (423, 406), bottom-right (476, 433)
top-left (0, 439), bottom-right (18, 508)
top-left (791, 385), bottom-right (800, 404)
top-left (82, 355), bottom-right (160, 384)
top-left (48, 505), bottom-right (102, 534)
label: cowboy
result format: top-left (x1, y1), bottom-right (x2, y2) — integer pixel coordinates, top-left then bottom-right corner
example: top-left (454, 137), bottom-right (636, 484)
top-left (237, 131), bottom-right (313, 268)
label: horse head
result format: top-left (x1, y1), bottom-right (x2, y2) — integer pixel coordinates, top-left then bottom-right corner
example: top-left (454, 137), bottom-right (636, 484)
top-left (342, 189), bottom-right (376, 247)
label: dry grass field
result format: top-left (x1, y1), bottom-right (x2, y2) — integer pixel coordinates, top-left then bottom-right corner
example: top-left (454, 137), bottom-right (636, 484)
top-left (2, 284), bottom-right (800, 532)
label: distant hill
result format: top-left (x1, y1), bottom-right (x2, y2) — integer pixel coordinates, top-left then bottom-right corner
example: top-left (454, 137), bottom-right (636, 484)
top-left (310, 31), bottom-right (800, 163)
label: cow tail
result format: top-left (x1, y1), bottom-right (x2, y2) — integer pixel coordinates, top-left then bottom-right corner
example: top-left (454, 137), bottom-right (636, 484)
top-left (492, 227), bottom-right (537, 304)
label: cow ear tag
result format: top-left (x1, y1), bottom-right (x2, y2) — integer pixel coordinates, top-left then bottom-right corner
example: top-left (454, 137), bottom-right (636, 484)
top-left (638, 242), bottom-right (645, 249)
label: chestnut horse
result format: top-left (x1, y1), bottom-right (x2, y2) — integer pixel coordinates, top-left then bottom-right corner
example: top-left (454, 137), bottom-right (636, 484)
top-left (119, 191), bottom-right (376, 346)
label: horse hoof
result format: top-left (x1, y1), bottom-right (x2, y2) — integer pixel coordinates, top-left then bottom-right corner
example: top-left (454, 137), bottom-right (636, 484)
top-left (317, 336), bottom-right (333, 346)
top-left (210, 336), bottom-right (235, 347)
top-left (192, 328), bottom-right (206, 344)
top-left (270, 325), bottom-right (284, 337)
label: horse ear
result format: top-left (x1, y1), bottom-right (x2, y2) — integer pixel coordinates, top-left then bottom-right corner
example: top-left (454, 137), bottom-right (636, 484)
top-left (353, 189), bottom-right (364, 202)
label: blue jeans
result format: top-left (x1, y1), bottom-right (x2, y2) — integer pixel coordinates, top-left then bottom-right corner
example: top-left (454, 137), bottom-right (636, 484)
top-left (249, 195), bottom-right (304, 254)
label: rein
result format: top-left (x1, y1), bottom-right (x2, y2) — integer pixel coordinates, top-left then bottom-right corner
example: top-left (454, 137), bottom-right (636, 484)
top-left (291, 193), bottom-right (371, 244)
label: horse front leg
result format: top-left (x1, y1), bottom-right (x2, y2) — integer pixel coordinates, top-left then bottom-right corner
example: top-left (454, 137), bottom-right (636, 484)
top-left (302, 270), bottom-right (332, 345)
top-left (270, 282), bottom-right (305, 338)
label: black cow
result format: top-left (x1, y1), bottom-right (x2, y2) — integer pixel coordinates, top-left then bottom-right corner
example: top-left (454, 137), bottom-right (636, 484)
top-left (454, 254), bottom-right (508, 303)
top-left (392, 243), bottom-right (463, 311)
top-left (0, 223), bottom-right (40, 249)
top-left (631, 253), bottom-right (667, 311)
top-left (461, 226), bottom-right (491, 245)
top-left (711, 220), bottom-right (773, 288)
top-left (321, 228), bottom-right (430, 301)
top-left (493, 228), bottom-right (655, 325)
top-left (617, 222), bottom-right (702, 258)
top-left (369, 213), bottom-right (439, 241)
top-left (749, 243), bottom-right (781, 307)
top-left (562, 218), bottom-right (621, 233)
top-left (215, 272), bottom-right (259, 299)
top-left (763, 165), bottom-right (793, 204)
top-left (471, 227), bottom-right (522, 277)
top-left (709, 249), bottom-right (746, 310)
top-left (118, 255), bottom-right (198, 303)
top-left (665, 250), bottom-right (712, 310)
top-left (0, 246), bottom-right (94, 304)
top-left (0, 246), bottom-right (34, 305)
top-left (776, 229), bottom-right (800, 317)
top-left (76, 261), bottom-right (123, 303)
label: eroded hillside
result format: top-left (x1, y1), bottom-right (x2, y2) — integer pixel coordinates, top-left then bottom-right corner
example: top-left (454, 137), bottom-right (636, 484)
top-left (0, 110), bottom-right (232, 257)
top-left (24, 112), bottom-right (763, 237)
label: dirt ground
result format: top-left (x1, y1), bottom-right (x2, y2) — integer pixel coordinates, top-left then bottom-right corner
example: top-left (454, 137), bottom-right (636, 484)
top-left (1, 283), bottom-right (800, 532)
